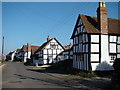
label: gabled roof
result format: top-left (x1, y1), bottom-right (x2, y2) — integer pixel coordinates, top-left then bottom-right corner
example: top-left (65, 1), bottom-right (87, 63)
top-left (21, 45), bottom-right (40, 53)
top-left (71, 14), bottom-right (120, 39)
top-left (16, 49), bottom-right (21, 53)
top-left (31, 46), bottom-right (40, 55)
top-left (35, 38), bottom-right (65, 54)
top-left (64, 43), bottom-right (72, 51)
top-left (64, 46), bottom-right (73, 52)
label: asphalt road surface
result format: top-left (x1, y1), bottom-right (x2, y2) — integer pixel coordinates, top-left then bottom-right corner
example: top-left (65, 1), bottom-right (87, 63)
top-left (2, 61), bottom-right (111, 89)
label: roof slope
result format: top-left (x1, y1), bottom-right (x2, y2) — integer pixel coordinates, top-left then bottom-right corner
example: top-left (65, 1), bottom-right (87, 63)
top-left (71, 14), bottom-right (120, 38)
top-left (21, 45), bottom-right (40, 53)
top-left (35, 38), bottom-right (65, 53)
top-left (31, 46), bottom-right (40, 55)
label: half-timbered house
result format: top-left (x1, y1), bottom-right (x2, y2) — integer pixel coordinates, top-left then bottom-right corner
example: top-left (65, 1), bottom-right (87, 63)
top-left (33, 36), bottom-right (65, 65)
top-left (71, 2), bottom-right (120, 71)
top-left (56, 43), bottom-right (73, 61)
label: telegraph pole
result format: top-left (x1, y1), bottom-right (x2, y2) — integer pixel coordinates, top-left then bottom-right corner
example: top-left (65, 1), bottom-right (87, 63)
top-left (27, 43), bottom-right (29, 59)
top-left (2, 36), bottom-right (4, 61)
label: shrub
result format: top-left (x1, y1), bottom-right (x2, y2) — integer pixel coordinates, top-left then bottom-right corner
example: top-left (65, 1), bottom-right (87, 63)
top-left (113, 58), bottom-right (120, 72)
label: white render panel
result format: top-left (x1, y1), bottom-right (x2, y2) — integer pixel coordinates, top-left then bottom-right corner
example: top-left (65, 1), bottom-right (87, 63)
top-left (110, 36), bottom-right (116, 42)
top-left (43, 60), bottom-right (48, 64)
top-left (45, 44), bottom-right (50, 49)
top-left (24, 52), bottom-right (31, 62)
top-left (117, 45), bottom-right (120, 53)
top-left (101, 35), bottom-right (109, 63)
top-left (53, 50), bottom-right (56, 54)
top-left (91, 54), bottom-right (99, 62)
top-left (53, 55), bottom-right (56, 59)
top-left (43, 55), bottom-right (47, 59)
top-left (118, 37), bottom-right (120, 44)
top-left (85, 34), bottom-right (88, 42)
top-left (91, 44), bottom-right (99, 52)
top-left (91, 35), bottom-right (99, 42)
top-left (82, 28), bottom-right (86, 32)
top-left (48, 49), bottom-right (52, 54)
top-left (117, 54), bottom-right (120, 58)
top-left (11, 52), bottom-right (16, 61)
top-left (57, 50), bottom-right (61, 54)
top-left (110, 43), bottom-right (116, 53)
top-left (43, 50), bottom-right (47, 54)
top-left (24, 52), bottom-right (31, 58)
top-left (52, 39), bottom-right (57, 43)
top-left (58, 45), bottom-right (63, 49)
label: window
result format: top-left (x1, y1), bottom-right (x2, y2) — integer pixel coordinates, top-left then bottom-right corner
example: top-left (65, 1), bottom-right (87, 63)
top-left (110, 54), bottom-right (116, 63)
top-left (109, 35), bottom-right (117, 53)
top-left (77, 54), bottom-right (83, 61)
top-left (51, 44), bottom-right (57, 49)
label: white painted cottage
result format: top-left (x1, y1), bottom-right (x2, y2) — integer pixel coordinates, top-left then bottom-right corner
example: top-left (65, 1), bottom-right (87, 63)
top-left (33, 36), bottom-right (65, 65)
top-left (20, 45), bottom-right (40, 62)
top-left (71, 2), bottom-right (120, 71)
top-left (6, 51), bottom-right (16, 61)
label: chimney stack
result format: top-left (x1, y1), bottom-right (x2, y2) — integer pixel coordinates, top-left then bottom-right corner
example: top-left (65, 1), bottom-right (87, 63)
top-left (47, 35), bottom-right (50, 41)
top-left (69, 43), bottom-right (72, 48)
top-left (97, 1), bottom-right (108, 34)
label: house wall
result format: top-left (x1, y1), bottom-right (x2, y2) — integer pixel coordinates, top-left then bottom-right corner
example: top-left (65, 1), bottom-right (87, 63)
top-left (117, 36), bottom-right (120, 58)
top-left (34, 39), bottom-right (64, 65)
top-left (16, 52), bottom-right (22, 60)
top-left (33, 51), bottom-right (43, 65)
top-left (72, 18), bottom-right (89, 71)
top-left (72, 17), bottom-right (119, 71)
top-left (63, 51), bottom-right (69, 60)
top-left (91, 35), bottom-right (113, 71)
top-left (42, 39), bottom-right (64, 64)
top-left (91, 35), bottom-right (119, 71)
top-left (24, 52), bottom-right (31, 62)
top-left (11, 51), bottom-right (16, 61)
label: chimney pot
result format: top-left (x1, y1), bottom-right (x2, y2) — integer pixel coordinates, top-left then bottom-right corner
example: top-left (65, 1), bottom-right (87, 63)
top-left (99, 1), bottom-right (103, 7)
top-left (103, 2), bottom-right (106, 7)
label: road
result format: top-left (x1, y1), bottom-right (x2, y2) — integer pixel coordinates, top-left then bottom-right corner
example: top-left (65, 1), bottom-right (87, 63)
top-left (2, 62), bottom-right (111, 89)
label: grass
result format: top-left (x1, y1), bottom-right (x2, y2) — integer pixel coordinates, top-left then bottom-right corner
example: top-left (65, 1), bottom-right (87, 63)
top-left (0, 60), bottom-right (4, 65)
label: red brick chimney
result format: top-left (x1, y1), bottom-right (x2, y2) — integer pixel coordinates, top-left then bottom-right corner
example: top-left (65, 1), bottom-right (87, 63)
top-left (97, 1), bottom-right (108, 34)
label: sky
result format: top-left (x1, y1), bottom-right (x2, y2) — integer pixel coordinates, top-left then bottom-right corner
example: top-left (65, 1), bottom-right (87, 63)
top-left (2, 2), bottom-right (119, 54)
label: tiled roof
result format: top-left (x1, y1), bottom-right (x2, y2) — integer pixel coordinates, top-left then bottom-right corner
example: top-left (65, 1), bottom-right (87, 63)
top-left (31, 46), bottom-right (40, 55)
top-left (21, 45), bottom-right (40, 54)
top-left (64, 43), bottom-right (72, 50)
top-left (71, 14), bottom-right (120, 38)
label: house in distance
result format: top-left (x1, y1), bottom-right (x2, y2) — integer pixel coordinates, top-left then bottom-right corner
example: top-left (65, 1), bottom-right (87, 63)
top-left (71, 2), bottom-right (120, 71)
top-left (33, 36), bottom-right (65, 65)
